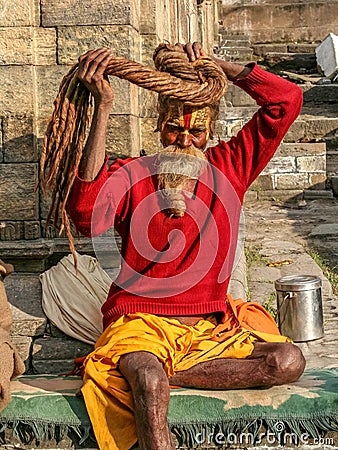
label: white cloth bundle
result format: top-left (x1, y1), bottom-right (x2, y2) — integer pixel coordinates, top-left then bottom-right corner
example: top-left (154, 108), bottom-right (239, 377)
top-left (40, 253), bottom-right (112, 344)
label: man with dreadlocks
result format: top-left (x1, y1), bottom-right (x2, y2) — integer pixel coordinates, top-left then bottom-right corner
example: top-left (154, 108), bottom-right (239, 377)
top-left (67, 42), bottom-right (305, 450)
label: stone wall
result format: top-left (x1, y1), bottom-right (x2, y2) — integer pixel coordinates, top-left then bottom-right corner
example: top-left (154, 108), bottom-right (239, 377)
top-left (219, 0), bottom-right (338, 44)
top-left (217, 0), bottom-right (338, 200)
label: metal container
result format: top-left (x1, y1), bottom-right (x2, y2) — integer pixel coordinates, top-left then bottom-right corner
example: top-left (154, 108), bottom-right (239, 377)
top-left (275, 275), bottom-right (324, 342)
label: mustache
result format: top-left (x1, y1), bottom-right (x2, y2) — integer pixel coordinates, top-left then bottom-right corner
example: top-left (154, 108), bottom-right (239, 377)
top-left (156, 144), bottom-right (207, 178)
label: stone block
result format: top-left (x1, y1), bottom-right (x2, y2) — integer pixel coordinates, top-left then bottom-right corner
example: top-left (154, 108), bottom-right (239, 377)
top-left (32, 359), bottom-right (78, 375)
top-left (0, 0), bottom-right (32, 26)
top-left (139, 89), bottom-right (158, 119)
top-left (264, 52), bottom-right (316, 71)
top-left (258, 189), bottom-right (303, 202)
top-left (10, 315), bottom-right (46, 338)
top-left (141, 32), bottom-right (160, 68)
top-left (262, 156), bottom-right (296, 174)
top-left (33, 336), bottom-right (93, 360)
top-left (219, 106), bottom-right (258, 121)
top-left (247, 281), bottom-right (276, 306)
top-left (304, 190), bottom-right (333, 200)
top-left (106, 114), bottom-right (140, 157)
top-left (296, 155), bottom-right (326, 173)
top-left (39, 185), bottom-right (57, 222)
top-left (219, 47), bottom-right (253, 62)
top-left (110, 77), bottom-right (139, 116)
top-left (308, 173), bottom-right (327, 190)
top-left (250, 174), bottom-right (274, 191)
top-left (3, 116), bottom-right (36, 162)
top-left (0, 27), bottom-right (33, 65)
top-left (33, 28), bottom-right (57, 65)
top-left (224, 84), bottom-right (256, 107)
top-left (36, 117), bottom-right (50, 141)
top-left (302, 85), bottom-right (338, 104)
top-left (10, 335), bottom-right (32, 366)
top-left (0, 239), bottom-right (54, 272)
top-left (305, 117), bottom-right (338, 141)
top-left (252, 44), bottom-right (288, 57)
top-left (248, 265), bottom-right (281, 284)
top-left (41, 0), bottom-right (139, 30)
top-left (288, 44), bottom-right (317, 54)
top-left (315, 32), bottom-right (338, 78)
top-left (0, 66), bottom-right (34, 115)
top-left (283, 119), bottom-right (306, 143)
top-left (32, 335), bottom-right (93, 373)
top-left (57, 25), bottom-right (140, 64)
top-left (140, 118), bottom-right (161, 155)
top-left (276, 142), bottom-right (326, 158)
top-left (331, 175), bottom-right (338, 196)
top-left (275, 173), bottom-right (309, 190)
top-left (0, 222), bottom-right (23, 240)
top-left (0, 163), bottom-right (38, 220)
top-left (24, 221), bottom-right (41, 239)
top-left (139, 0), bottom-right (156, 34)
top-left (243, 190), bottom-right (257, 202)
top-left (5, 273), bottom-right (43, 317)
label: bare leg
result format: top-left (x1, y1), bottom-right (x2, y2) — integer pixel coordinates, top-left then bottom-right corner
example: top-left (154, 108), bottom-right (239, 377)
top-left (170, 342), bottom-right (305, 389)
top-left (119, 351), bottom-right (175, 450)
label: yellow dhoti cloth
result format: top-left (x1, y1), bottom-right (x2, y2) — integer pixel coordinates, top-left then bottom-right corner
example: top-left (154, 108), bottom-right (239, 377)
top-left (82, 296), bottom-right (290, 450)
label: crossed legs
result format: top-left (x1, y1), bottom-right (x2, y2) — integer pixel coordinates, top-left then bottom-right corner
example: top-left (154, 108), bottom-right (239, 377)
top-left (119, 342), bottom-right (305, 450)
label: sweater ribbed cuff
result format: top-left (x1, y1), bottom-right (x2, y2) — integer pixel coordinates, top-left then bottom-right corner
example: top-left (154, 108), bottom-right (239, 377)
top-left (234, 63), bottom-right (270, 89)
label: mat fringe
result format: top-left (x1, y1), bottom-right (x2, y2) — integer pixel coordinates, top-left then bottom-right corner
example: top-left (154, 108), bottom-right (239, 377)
top-left (170, 415), bottom-right (338, 448)
top-left (0, 419), bottom-right (91, 445)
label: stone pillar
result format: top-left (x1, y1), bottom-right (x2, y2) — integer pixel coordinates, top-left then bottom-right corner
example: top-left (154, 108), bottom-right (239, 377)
top-left (198, 0), bottom-right (218, 53)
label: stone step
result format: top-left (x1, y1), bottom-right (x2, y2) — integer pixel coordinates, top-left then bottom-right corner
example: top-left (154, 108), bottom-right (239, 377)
top-left (327, 151), bottom-right (338, 175)
top-left (218, 47), bottom-right (253, 62)
top-left (253, 43), bottom-right (317, 57)
top-left (302, 84), bottom-right (338, 104)
top-left (0, 237), bottom-right (121, 272)
top-left (218, 31), bottom-right (249, 39)
top-left (285, 109), bottom-right (338, 143)
top-left (264, 52), bottom-right (317, 72)
top-left (288, 43), bottom-right (318, 54)
top-left (218, 37), bottom-right (251, 46)
top-left (253, 44), bottom-right (288, 56)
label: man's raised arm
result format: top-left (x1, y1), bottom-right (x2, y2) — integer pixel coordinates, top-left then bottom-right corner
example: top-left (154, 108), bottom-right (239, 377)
top-left (77, 47), bottom-right (115, 181)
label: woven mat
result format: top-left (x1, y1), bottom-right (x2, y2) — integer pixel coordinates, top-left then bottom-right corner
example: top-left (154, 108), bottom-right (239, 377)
top-left (1, 368), bottom-right (338, 448)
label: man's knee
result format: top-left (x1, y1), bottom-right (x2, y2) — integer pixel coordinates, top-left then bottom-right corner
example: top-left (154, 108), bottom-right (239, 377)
top-left (133, 365), bottom-right (169, 401)
top-left (267, 343), bottom-right (306, 384)
top-left (120, 352), bottom-right (169, 401)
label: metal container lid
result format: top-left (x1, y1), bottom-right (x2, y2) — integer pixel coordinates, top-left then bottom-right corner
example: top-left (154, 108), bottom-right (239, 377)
top-left (274, 275), bottom-right (322, 292)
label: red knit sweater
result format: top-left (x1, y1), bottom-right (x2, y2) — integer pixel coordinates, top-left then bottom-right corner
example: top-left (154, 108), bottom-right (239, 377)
top-left (68, 64), bottom-right (303, 329)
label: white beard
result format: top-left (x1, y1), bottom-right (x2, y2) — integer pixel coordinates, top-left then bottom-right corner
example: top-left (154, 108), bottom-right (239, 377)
top-left (156, 145), bottom-right (207, 217)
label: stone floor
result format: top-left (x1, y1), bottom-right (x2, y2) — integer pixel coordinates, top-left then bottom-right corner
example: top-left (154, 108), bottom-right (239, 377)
top-left (243, 197), bottom-right (338, 450)
top-left (244, 197), bottom-right (338, 371)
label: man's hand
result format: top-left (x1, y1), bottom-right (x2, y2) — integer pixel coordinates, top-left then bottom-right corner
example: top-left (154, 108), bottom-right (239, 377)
top-left (78, 48), bottom-right (114, 107)
top-left (183, 42), bottom-right (208, 62)
top-left (178, 41), bottom-right (251, 82)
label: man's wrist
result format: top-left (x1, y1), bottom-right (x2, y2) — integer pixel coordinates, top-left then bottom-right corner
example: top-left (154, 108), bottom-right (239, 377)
top-left (211, 55), bottom-right (253, 81)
